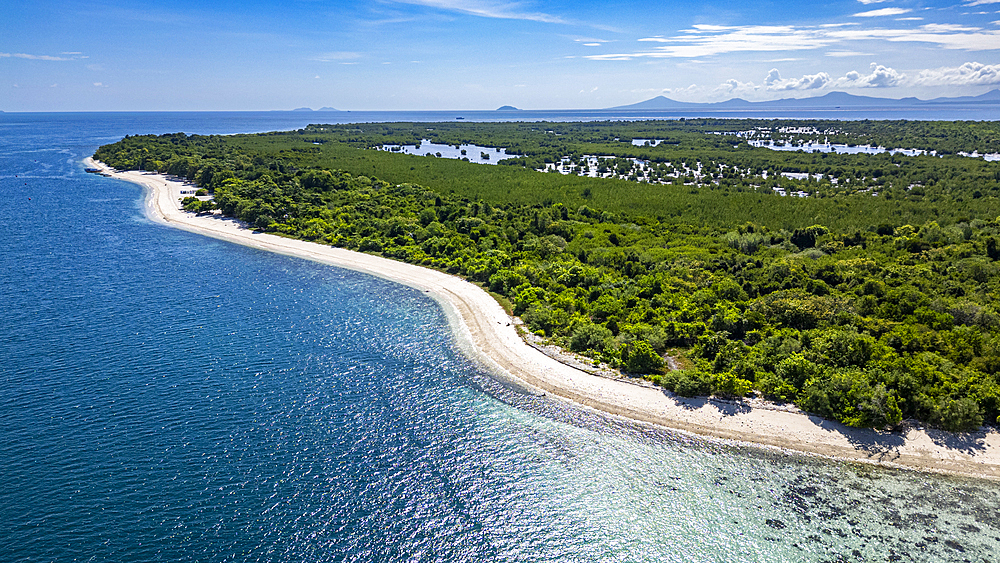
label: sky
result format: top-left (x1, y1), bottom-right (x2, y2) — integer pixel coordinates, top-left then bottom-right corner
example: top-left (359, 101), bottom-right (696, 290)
top-left (2, 0), bottom-right (1000, 111)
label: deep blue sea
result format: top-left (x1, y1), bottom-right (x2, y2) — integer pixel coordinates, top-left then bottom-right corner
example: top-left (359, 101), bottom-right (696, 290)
top-left (2, 111), bottom-right (1000, 562)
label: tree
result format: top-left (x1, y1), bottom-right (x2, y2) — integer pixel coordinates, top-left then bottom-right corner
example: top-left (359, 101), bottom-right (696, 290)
top-left (928, 397), bottom-right (983, 432)
top-left (569, 323), bottom-right (612, 353)
top-left (622, 340), bottom-right (665, 374)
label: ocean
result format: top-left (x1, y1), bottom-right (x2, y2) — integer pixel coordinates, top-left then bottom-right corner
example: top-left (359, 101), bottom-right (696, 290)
top-left (1, 111), bottom-right (999, 562)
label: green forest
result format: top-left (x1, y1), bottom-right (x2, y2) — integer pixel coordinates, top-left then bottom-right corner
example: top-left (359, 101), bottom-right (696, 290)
top-left (95, 119), bottom-right (1000, 432)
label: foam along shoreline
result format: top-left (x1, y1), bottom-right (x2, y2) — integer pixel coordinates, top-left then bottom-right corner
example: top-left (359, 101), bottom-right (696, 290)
top-left (86, 156), bottom-right (1000, 481)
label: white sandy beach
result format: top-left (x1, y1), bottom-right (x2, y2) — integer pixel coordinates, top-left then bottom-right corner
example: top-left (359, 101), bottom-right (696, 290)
top-left (87, 156), bottom-right (1000, 480)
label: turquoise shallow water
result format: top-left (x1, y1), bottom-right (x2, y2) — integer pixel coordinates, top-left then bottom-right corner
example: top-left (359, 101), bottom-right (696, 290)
top-left (2, 112), bottom-right (1000, 562)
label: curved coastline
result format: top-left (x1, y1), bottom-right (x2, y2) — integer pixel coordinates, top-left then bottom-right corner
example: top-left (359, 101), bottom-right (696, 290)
top-left (86, 156), bottom-right (1000, 481)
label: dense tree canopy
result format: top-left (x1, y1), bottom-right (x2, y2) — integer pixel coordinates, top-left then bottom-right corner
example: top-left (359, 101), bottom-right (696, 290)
top-left (95, 119), bottom-right (1000, 432)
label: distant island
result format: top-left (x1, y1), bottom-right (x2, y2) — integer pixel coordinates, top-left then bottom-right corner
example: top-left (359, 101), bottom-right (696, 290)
top-left (496, 105), bottom-right (520, 111)
top-left (611, 89), bottom-right (1000, 111)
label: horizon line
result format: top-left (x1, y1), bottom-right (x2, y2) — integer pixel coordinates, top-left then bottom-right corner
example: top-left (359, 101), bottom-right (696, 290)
top-left (4, 87), bottom-right (999, 114)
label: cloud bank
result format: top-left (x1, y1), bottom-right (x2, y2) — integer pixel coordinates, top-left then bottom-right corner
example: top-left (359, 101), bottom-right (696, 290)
top-left (585, 22), bottom-right (1000, 61)
top-left (915, 62), bottom-right (1000, 85)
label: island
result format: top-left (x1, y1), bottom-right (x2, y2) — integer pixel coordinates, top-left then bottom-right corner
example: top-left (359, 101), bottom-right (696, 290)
top-left (91, 118), bottom-right (1000, 479)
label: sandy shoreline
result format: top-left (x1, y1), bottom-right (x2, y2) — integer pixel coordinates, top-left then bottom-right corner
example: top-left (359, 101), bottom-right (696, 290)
top-left (87, 156), bottom-right (1000, 481)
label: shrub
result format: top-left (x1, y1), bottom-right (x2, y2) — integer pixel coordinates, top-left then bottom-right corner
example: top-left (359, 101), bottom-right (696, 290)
top-left (569, 323), bottom-right (613, 353)
top-left (621, 340), bottom-right (665, 374)
top-left (854, 383), bottom-right (903, 429)
top-left (712, 371), bottom-right (753, 398)
top-left (928, 397), bottom-right (983, 432)
top-left (664, 369), bottom-right (714, 397)
top-left (755, 372), bottom-right (798, 402)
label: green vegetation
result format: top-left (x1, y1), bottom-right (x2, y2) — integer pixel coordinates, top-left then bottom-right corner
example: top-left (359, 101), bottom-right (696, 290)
top-left (95, 119), bottom-right (1000, 432)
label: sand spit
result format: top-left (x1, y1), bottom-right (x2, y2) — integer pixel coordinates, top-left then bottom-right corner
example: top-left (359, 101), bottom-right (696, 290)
top-left (87, 156), bottom-right (1000, 481)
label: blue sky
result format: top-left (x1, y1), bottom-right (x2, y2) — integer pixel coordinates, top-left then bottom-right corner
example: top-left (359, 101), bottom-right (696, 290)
top-left (2, 0), bottom-right (1000, 111)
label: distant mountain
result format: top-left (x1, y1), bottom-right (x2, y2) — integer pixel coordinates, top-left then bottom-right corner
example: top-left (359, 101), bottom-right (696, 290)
top-left (318, 107), bottom-right (340, 111)
top-left (925, 89), bottom-right (1000, 104)
top-left (610, 89), bottom-right (1000, 111)
top-left (496, 105), bottom-right (520, 111)
top-left (611, 96), bottom-right (703, 110)
top-left (291, 107), bottom-right (313, 112)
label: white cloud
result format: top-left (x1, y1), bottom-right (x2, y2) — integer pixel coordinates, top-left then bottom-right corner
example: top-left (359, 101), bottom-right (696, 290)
top-left (758, 63), bottom-right (903, 92)
top-left (386, 0), bottom-right (564, 23)
top-left (652, 84), bottom-right (703, 100)
top-left (714, 78), bottom-right (758, 97)
top-left (765, 68), bottom-right (832, 91)
top-left (587, 25), bottom-right (834, 59)
top-left (710, 62), bottom-right (995, 99)
top-left (857, 0), bottom-right (890, 3)
top-left (914, 61), bottom-right (1000, 85)
top-left (965, 0), bottom-right (1000, 5)
top-left (826, 50), bottom-right (872, 57)
top-left (0, 52), bottom-right (75, 61)
top-left (586, 18), bottom-right (1000, 62)
top-left (825, 23), bottom-right (1000, 50)
top-left (853, 7), bottom-right (911, 17)
top-left (833, 62), bottom-right (905, 87)
top-left (583, 43), bottom-right (602, 46)
top-left (311, 51), bottom-right (362, 62)
top-left (93, 82), bottom-right (108, 87)
top-left (921, 23), bottom-right (980, 32)
top-left (588, 54), bottom-right (633, 61)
